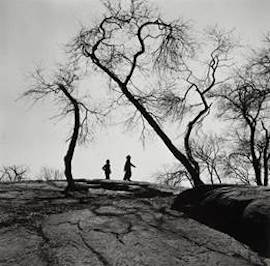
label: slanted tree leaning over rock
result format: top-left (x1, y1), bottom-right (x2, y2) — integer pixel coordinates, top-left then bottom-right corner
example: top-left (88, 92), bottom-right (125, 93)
top-left (23, 63), bottom-right (105, 191)
top-left (69, 0), bottom-right (234, 186)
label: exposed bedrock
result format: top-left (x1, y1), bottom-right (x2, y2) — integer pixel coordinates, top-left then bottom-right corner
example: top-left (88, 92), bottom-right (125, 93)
top-left (0, 181), bottom-right (268, 265)
top-left (172, 184), bottom-right (270, 258)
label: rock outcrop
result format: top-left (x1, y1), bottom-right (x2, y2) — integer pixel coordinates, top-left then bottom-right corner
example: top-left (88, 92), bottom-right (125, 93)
top-left (172, 184), bottom-right (270, 258)
top-left (0, 180), bottom-right (267, 265)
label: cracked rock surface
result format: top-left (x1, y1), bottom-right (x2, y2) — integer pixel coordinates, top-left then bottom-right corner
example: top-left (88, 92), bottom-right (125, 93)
top-left (0, 180), bottom-right (267, 265)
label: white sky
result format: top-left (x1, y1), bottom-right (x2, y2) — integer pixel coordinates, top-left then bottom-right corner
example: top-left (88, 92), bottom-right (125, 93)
top-left (0, 0), bottom-right (269, 182)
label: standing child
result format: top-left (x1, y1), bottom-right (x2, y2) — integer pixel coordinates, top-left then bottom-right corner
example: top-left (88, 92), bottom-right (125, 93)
top-left (102, 160), bottom-right (111, 180)
top-left (123, 155), bottom-right (136, 181)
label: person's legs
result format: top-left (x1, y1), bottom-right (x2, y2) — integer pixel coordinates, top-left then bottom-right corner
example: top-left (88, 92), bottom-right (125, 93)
top-left (123, 172), bottom-right (127, 180)
top-left (126, 171), bottom-right (131, 181)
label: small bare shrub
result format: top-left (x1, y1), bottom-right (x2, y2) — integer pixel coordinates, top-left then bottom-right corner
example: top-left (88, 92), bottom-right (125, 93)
top-left (0, 165), bottom-right (29, 182)
top-left (39, 167), bottom-right (64, 181)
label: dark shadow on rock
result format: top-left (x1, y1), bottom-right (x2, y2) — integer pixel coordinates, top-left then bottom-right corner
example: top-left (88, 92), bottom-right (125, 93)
top-left (75, 179), bottom-right (173, 198)
top-left (171, 184), bottom-right (270, 258)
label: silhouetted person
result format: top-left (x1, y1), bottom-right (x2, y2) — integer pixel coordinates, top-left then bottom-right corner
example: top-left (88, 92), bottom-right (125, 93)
top-left (123, 155), bottom-right (136, 181)
top-left (102, 160), bottom-right (111, 180)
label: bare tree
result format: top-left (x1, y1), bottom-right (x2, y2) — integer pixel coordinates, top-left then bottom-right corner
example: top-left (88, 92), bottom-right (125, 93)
top-left (0, 165), bottom-right (29, 182)
top-left (192, 134), bottom-right (225, 184)
top-left (215, 57), bottom-right (270, 186)
top-left (155, 163), bottom-right (194, 187)
top-left (223, 151), bottom-right (253, 185)
top-left (156, 134), bottom-right (227, 186)
top-left (70, 0), bottom-right (234, 186)
top-left (251, 32), bottom-right (270, 76)
top-left (23, 63), bottom-right (105, 191)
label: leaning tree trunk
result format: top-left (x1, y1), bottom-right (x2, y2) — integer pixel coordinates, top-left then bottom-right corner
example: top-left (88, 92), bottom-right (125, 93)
top-left (121, 85), bottom-right (204, 187)
top-left (59, 85), bottom-right (80, 191)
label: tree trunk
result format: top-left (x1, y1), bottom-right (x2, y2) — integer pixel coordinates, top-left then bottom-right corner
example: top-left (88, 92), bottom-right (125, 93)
top-left (263, 162), bottom-right (268, 186)
top-left (214, 168), bottom-right (222, 184)
top-left (59, 85), bottom-right (80, 190)
top-left (253, 162), bottom-right (262, 186)
top-left (263, 150), bottom-right (269, 186)
top-left (262, 125), bottom-right (269, 186)
top-left (249, 126), bottom-right (262, 186)
top-left (121, 85), bottom-right (204, 186)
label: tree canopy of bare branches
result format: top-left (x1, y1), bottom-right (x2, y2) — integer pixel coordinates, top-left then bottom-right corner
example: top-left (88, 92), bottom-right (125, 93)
top-left (23, 63), bottom-right (106, 190)
top-left (69, 0), bottom-right (235, 186)
top-left (155, 163), bottom-right (194, 187)
top-left (214, 39), bottom-right (270, 186)
top-left (251, 33), bottom-right (270, 76)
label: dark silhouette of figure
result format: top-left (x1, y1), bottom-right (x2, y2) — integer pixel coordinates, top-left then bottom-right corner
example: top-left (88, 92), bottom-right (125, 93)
top-left (123, 155), bottom-right (136, 181)
top-left (102, 160), bottom-right (111, 180)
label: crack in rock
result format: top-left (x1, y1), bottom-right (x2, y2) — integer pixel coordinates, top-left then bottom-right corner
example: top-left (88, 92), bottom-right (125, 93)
top-left (147, 219), bottom-right (266, 266)
top-left (77, 223), bottom-right (111, 266)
